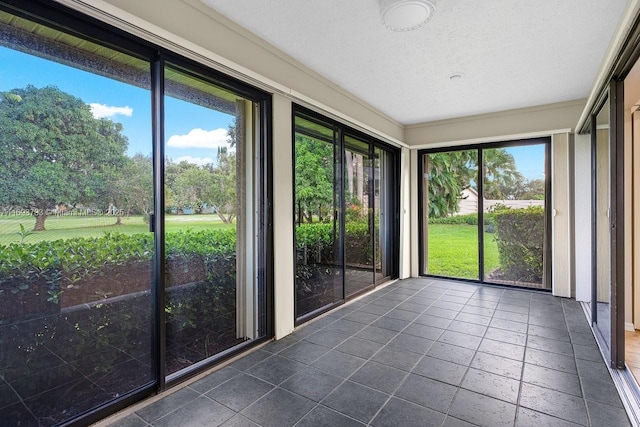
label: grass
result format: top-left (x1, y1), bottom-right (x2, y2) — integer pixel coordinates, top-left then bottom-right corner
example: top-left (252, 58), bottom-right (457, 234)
top-left (0, 214), bottom-right (233, 245)
top-left (428, 224), bottom-right (500, 279)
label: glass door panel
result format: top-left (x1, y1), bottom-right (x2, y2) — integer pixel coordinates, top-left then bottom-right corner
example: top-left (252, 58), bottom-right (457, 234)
top-left (423, 150), bottom-right (478, 279)
top-left (163, 64), bottom-right (261, 375)
top-left (0, 13), bottom-right (154, 425)
top-left (294, 116), bottom-right (343, 319)
top-left (344, 135), bottom-right (374, 297)
top-left (594, 99), bottom-right (611, 349)
top-left (482, 145), bottom-right (548, 289)
top-left (374, 147), bottom-right (393, 283)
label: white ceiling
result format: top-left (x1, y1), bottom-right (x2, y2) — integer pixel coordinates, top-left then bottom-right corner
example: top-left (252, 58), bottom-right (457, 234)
top-left (204, 0), bottom-right (628, 125)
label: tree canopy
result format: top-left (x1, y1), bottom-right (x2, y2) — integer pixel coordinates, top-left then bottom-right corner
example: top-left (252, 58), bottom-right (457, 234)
top-left (425, 151), bottom-right (476, 218)
top-left (294, 135), bottom-right (334, 224)
top-left (0, 85), bottom-right (128, 230)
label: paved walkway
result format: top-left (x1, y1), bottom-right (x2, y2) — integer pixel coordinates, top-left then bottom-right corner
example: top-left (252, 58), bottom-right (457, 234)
top-left (106, 278), bottom-right (631, 427)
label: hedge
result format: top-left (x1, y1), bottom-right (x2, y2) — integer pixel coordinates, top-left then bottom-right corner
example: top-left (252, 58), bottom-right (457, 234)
top-left (493, 206), bottom-right (545, 282)
top-left (428, 213), bottom-right (481, 225)
top-left (0, 228), bottom-right (237, 320)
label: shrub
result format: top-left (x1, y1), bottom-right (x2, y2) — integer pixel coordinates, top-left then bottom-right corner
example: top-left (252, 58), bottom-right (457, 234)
top-left (492, 206), bottom-right (545, 282)
top-left (0, 228), bottom-right (238, 320)
top-left (428, 213), bottom-right (499, 233)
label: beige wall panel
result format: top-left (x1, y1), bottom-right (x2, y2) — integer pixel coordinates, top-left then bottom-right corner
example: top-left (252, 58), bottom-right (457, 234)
top-left (98, 0), bottom-right (404, 142)
top-left (271, 94), bottom-right (295, 339)
top-left (634, 111), bottom-right (640, 328)
top-left (552, 133), bottom-right (572, 298)
top-left (406, 101), bottom-right (585, 147)
top-left (573, 133), bottom-right (592, 302)
top-left (410, 149), bottom-right (419, 277)
top-left (596, 129), bottom-right (611, 303)
top-left (624, 112), bottom-right (640, 330)
top-left (399, 147), bottom-right (411, 279)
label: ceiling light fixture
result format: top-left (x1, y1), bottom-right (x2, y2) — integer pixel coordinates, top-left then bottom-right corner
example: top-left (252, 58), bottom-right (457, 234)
top-left (380, 0), bottom-right (436, 32)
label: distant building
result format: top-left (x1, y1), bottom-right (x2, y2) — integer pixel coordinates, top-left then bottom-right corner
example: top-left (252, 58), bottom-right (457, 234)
top-left (455, 187), bottom-right (544, 215)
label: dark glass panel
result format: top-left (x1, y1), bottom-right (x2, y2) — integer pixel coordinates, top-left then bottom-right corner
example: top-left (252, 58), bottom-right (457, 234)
top-left (0, 11), bottom-right (154, 426)
top-left (294, 115), bottom-right (342, 318)
top-left (423, 150), bottom-right (479, 280)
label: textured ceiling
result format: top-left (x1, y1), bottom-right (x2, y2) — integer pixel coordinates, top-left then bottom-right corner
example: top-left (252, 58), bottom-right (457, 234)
top-left (204, 0), bottom-right (628, 125)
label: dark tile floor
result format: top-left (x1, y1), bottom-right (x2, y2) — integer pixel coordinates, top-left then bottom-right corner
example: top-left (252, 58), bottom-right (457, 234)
top-left (106, 278), bottom-right (631, 427)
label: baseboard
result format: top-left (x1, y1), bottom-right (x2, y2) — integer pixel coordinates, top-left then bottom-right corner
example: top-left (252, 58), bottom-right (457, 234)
top-left (627, 322), bottom-right (636, 332)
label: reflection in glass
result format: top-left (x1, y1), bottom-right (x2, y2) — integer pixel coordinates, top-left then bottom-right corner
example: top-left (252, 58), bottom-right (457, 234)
top-left (483, 145), bottom-right (548, 289)
top-left (0, 11), bottom-right (153, 426)
top-left (344, 135), bottom-right (374, 297)
top-left (423, 150), bottom-right (479, 279)
top-left (375, 147), bottom-right (393, 283)
top-left (163, 64), bottom-right (262, 375)
top-left (344, 136), bottom-right (374, 296)
top-left (293, 117), bottom-right (342, 318)
top-left (595, 100), bottom-right (611, 348)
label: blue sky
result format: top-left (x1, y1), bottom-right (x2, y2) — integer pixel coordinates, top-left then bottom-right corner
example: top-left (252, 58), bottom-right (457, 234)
top-left (0, 46), bottom-right (234, 165)
top-left (504, 145), bottom-right (546, 181)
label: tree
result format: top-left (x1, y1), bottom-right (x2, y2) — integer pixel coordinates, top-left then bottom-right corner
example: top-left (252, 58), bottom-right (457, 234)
top-left (0, 85), bottom-right (128, 230)
top-left (511, 178), bottom-right (545, 200)
top-left (425, 151), bottom-right (475, 218)
top-left (294, 135), bottom-right (334, 224)
top-left (173, 165), bottom-right (214, 215)
top-left (166, 150), bottom-right (237, 224)
top-left (105, 153), bottom-right (153, 224)
top-left (209, 150), bottom-right (237, 224)
top-left (165, 159), bottom-right (199, 213)
top-left (481, 149), bottom-right (522, 200)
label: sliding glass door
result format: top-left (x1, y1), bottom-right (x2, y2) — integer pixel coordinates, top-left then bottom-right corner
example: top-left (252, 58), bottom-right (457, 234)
top-left (293, 116), bottom-right (343, 318)
top-left (593, 96), bottom-right (612, 349)
top-left (420, 139), bottom-right (551, 289)
top-left (294, 107), bottom-right (398, 322)
top-left (163, 64), bottom-right (266, 377)
top-left (0, 2), bottom-right (271, 425)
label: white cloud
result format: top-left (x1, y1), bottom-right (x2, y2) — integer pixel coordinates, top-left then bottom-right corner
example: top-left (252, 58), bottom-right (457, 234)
top-left (89, 103), bottom-right (133, 119)
top-left (174, 155), bottom-right (214, 166)
top-left (167, 128), bottom-right (229, 149)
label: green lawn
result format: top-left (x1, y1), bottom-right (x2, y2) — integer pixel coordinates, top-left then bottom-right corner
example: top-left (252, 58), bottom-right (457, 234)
top-left (428, 224), bottom-right (500, 279)
top-left (0, 214), bottom-right (233, 244)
